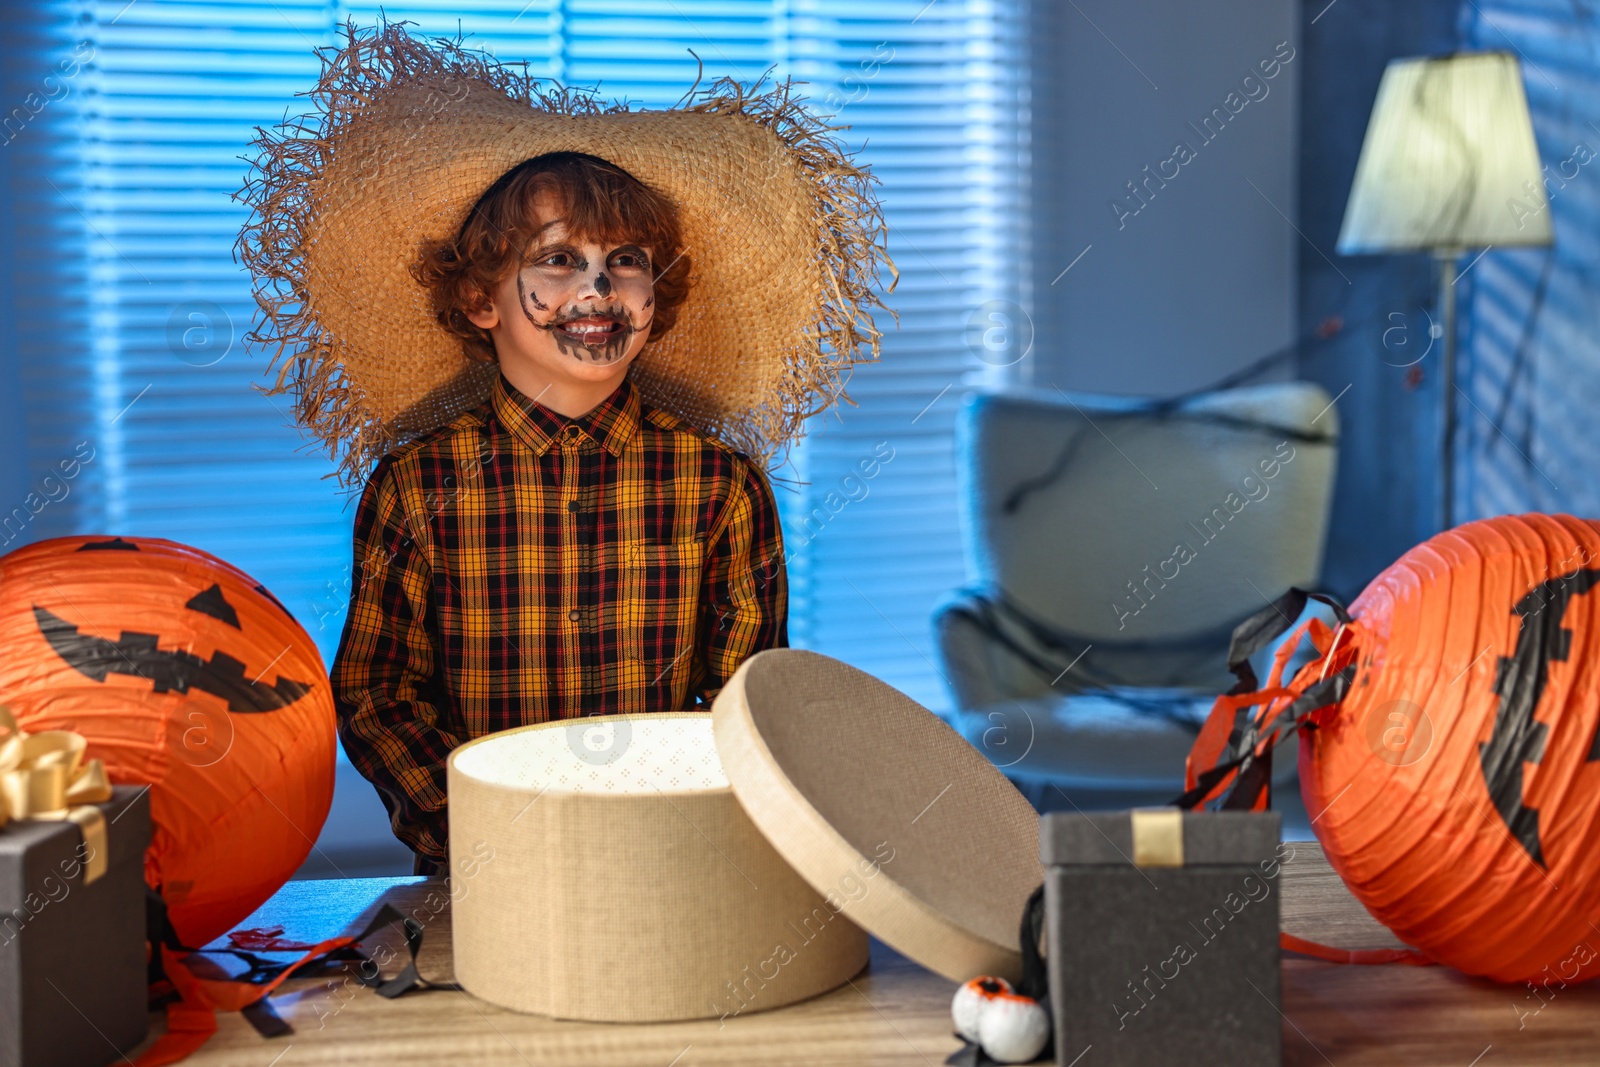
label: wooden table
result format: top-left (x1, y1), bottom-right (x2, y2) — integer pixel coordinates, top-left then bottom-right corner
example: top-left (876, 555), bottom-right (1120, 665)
top-left (129, 840), bottom-right (1597, 1065)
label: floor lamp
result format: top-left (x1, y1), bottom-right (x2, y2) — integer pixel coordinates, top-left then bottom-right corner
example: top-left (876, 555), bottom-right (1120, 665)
top-left (1336, 51), bottom-right (1553, 531)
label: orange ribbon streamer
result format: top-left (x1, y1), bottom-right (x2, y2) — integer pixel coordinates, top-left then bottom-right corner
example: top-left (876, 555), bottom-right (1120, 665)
top-left (133, 931), bottom-right (379, 1066)
top-left (1280, 931), bottom-right (1434, 967)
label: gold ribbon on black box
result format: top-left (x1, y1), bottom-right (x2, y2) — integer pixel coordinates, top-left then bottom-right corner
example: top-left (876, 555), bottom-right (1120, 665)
top-left (1130, 808), bottom-right (1185, 868)
top-left (0, 704), bottom-right (113, 883)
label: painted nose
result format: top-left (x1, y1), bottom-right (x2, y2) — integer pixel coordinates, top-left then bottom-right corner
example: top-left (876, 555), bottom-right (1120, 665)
top-left (580, 271), bottom-right (612, 299)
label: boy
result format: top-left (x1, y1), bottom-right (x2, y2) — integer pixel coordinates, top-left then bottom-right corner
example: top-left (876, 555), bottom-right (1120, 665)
top-left (332, 152), bottom-right (788, 874)
top-left (234, 21), bottom-right (892, 876)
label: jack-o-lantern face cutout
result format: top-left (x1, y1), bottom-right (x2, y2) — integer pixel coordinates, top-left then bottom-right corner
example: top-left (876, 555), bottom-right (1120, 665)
top-left (34, 564), bottom-right (314, 713)
top-left (1479, 566), bottom-right (1600, 869)
top-left (0, 534), bottom-right (336, 947)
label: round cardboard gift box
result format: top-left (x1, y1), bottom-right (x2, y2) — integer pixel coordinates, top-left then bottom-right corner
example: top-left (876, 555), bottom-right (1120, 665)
top-left (447, 648), bottom-right (1041, 1023)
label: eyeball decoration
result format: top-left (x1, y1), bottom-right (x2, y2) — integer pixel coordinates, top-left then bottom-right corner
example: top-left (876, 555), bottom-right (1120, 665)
top-left (951, 975), bottom-right (1051, 1064)
top-left (978, 991), bottom-right (1051, 1064)
top-left (953, 976), bottom-right (1012, 1043)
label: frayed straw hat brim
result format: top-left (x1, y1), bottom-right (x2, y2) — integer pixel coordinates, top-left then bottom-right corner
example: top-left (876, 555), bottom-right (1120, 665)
top-left (235, 19), bottom-right (896, 490)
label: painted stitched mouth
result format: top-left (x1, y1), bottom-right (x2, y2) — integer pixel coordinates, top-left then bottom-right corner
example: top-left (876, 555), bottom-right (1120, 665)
top-left (555, 316), bottom-right (626, 346)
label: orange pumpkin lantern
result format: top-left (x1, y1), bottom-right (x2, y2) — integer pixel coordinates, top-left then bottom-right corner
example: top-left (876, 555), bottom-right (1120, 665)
top-left (1185, 514), bottom-right (1600, 984)
top-left (0, 535), bottom-right (335, 946)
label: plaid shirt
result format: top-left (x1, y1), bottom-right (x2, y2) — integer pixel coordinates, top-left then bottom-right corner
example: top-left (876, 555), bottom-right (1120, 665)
top-left (331, 370), bottom-right (789, 864)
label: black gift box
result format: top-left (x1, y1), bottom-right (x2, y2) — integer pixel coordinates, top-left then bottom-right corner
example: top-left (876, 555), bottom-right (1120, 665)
top-left (1042, 809), bottom-right (1283, 1067)
top-left (0, 786), bottom-right (151, 1067)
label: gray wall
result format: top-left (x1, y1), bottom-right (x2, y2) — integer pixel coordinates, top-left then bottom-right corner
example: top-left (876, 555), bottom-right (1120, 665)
top-left (1029, 0), bottom-right (1468, 600)
top-left (1293, 0), bottom-right (1462, 598)
top-left (1030, 0), bottom-right (1301, 395)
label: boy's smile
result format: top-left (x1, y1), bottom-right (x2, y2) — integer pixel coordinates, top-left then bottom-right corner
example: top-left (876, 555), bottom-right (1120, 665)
top-left (517, 276), bottom-right (641, 365)
top-left (467, 188), bottom-right (657, 415)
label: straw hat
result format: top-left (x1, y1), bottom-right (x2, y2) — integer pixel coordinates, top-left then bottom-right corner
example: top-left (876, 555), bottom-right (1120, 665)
top-left (234, 18), bottom-right (896, 490)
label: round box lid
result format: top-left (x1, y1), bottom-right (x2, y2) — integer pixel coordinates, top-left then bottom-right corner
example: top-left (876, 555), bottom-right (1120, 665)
top-left (711, 649), bottom-right (1042, 983)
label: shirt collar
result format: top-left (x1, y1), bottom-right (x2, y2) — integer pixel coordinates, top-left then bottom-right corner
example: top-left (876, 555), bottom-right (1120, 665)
top-left (491, 371), bottom-right (643, 457)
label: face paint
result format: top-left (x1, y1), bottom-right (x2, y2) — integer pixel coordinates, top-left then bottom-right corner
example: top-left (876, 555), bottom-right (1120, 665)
top-left (516, 274), bottom-right (550, 314)
top-left (513, 235), bottom-right (656, 367)
top-left (536, 304), bottom-right (642, 364)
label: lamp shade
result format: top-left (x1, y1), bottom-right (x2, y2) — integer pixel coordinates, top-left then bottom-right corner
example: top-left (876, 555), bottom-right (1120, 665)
top-left (1337, 51), bottom-right (1553, 254)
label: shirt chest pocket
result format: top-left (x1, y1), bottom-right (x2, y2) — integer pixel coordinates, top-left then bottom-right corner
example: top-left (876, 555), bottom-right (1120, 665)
top-left (612, 538), bottom-right (707, 685)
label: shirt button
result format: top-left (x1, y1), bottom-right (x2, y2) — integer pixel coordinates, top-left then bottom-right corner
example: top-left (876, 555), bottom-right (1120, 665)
top-left (562, 425), bottom-right (579, 439)
top-left (567, 500), bottom-right (581, 513)
top-left (568, 609), bottom-right (582, 622)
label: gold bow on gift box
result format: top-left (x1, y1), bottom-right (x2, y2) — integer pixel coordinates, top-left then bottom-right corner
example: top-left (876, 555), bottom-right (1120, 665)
top-left (0, 704), bottom-right (114, 884)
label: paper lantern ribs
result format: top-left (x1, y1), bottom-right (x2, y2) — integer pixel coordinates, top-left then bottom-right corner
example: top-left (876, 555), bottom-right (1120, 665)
top-left (1184, 514), bottom-right (1600, 984)
top-left (0, 535), bottom-right (336, 947)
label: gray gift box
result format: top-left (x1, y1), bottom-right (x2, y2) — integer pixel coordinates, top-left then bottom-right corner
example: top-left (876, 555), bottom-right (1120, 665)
top-left (1042, 809), bottom-right (1283, 1067)
top-left (0, 785), bottom-right (151, 1067)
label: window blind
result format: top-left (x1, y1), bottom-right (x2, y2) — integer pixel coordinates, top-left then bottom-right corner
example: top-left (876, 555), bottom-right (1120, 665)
top-left (772, 2), bottom-right (1031, 711)
top-left (12, 0), bottom-right (1029, 716)
top-left (1459, 1), bottom-right (1600, 521)
top-left (13, 0), bottom-right (364, 661)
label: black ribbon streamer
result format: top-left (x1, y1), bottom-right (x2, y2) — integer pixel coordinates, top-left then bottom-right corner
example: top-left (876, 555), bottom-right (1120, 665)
top-left (365, 906), bottom-right (461, 999)
top-left (145, 891), bottom-right (457, 1041)
top-left (1170, 587), bottom-right (1354, 812)
top-left (944, 885), bottom-right (1054, 1066)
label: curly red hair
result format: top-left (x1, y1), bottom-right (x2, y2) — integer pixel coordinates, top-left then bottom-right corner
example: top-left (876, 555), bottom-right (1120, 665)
top-left (413, 152), bottom-right (692, 363)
